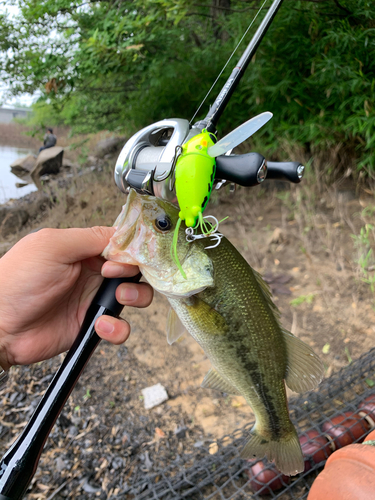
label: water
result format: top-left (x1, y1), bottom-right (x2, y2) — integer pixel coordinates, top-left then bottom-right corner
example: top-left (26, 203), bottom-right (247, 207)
top-left (0, 145), bottom-right (38, 204)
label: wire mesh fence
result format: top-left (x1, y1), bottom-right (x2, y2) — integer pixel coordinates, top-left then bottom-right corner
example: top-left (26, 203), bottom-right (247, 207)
top-left (127, 347), bottom-right (375, 499)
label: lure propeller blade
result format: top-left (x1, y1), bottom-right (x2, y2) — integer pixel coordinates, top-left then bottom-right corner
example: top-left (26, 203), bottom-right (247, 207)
top-left (207, 111), bottom-right (273, 158)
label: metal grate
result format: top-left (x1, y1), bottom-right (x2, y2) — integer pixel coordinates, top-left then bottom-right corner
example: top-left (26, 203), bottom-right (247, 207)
top-left (127, 347), bottom-right (375, 499)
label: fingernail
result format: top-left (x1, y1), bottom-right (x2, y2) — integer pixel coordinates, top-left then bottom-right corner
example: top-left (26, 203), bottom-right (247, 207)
top-left (121, 287), bottom-right (138, 303)
top-left (102, 263), bottom-right (127, 277)
top-left (96, 318), bottom-right (115, 334)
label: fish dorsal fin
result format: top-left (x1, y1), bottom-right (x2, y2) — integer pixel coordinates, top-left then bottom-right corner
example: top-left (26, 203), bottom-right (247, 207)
top-left (252, 269), bottom-right (281, 319)
top-left (252, 269), bottom-right (324, 392)
top-left (166, 307), bottom-right (186, 345)
top-left (283, 329), bottom-right (324, 393)
top-left (201, 368), bottom-right (241, 395)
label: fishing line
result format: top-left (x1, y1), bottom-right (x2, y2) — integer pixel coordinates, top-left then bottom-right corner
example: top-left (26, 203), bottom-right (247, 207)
top-left (190, 0), bottom-right (270, 125)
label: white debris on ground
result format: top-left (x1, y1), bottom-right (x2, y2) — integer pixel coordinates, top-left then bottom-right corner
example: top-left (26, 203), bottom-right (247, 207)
top-left (141, 383), bottom-right (169, 410)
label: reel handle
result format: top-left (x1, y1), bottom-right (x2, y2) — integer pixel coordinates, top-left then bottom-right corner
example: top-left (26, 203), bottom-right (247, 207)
top-left (266, 161), bottom-right (304, 183)
top-left (214, 154), bottom-right (305, 187)
top-left (215, 153), bottom-right (266, 187)
top-left (0, 275), bottom-right (141, 500)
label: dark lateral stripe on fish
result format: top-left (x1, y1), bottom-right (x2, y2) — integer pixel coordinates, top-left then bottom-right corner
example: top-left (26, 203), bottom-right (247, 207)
top-left (234, 346), bottom-right (284, 440)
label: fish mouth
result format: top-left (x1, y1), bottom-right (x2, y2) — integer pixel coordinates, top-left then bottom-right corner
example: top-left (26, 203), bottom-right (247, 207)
top-left (102, 190), bottom-right (141, 264)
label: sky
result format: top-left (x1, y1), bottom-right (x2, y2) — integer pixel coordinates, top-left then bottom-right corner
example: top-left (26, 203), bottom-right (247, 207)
top-left (0, 2), bottom-right (36, 108)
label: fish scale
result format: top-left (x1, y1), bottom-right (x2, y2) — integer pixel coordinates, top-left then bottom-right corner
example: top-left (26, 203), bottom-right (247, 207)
top-left (103, 190), bottom-right (324, 475)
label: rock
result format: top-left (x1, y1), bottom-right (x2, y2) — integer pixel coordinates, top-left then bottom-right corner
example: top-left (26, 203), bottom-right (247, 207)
top-left (68, 425), bottom-right (79, 437)
top-left (174, 425), bottom-right (187, 440)
top-left (141, 383), bottom-right (169, 410)
top-left (0, 191), bottom-right (51, 238)
top-left (0, 206), bottom-right (29, 237)
top-left (193, 440), bottom-right (205, 448)
top-left (81, 477), bottom-right (101, 494)
top-left (10, 154), bottom-right (36, 179)
top-left (31, 147), bottom-right (64, 190)
top-left (95, 136), bottom-right (126, 158)
top-left (143, 451), bottom-right (153, 470)
top-left (55, 457), bottom-right (67, 472)
top-left (111, 456), bottom-right (124, 470)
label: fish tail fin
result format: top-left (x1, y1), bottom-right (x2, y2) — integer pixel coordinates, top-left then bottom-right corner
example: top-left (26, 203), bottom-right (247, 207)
top-left (240, 425), bottom-right (304, 476)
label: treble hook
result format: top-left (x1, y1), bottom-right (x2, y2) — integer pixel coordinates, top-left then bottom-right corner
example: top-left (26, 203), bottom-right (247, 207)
top-left (185, 215), bottom-right (224, 249)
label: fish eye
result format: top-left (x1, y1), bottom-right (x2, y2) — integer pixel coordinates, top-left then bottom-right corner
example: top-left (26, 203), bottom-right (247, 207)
top-left (155, 214), bottom-right (172, 232)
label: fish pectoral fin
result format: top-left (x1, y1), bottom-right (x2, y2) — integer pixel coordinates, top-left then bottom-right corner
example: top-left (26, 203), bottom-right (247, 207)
top-left (166, 307), bottom-right (186, 345)
top-left (283, 329), bottom-right (324, 393)
top-left (201, 368), bottom-right (241, 395)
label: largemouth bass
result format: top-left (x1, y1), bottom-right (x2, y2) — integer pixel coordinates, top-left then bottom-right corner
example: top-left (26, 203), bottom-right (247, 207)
top-left (103, 190), bottom-right (324, 475)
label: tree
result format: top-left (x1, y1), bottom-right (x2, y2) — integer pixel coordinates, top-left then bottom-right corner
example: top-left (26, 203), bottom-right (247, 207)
top-left (0, 0), bottom-right (374, 176)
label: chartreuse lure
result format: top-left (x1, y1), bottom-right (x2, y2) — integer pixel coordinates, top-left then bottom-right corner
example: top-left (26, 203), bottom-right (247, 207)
top-left (171, 129), bottom-right (218, 278)
top-left (175, 129), bottom-right (216, 227)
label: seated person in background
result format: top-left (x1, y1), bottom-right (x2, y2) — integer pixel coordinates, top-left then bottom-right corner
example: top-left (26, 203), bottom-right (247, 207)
top-left (39, 128), bottom-right (57, 153)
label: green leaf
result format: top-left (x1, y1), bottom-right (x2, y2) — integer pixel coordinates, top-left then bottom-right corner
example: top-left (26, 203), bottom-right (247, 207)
top-left (322, 343), bottom-right (330, 354)
top-left (290, 293), bottom-right (316, 306)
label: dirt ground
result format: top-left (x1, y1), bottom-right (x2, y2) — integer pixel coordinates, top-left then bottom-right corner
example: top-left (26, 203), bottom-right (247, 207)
top-left (0, 154), bottom-right (375, 499)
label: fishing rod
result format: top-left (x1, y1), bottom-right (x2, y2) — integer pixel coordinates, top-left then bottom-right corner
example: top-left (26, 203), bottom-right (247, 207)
top-left (0, 0), bottom-right (304, 497)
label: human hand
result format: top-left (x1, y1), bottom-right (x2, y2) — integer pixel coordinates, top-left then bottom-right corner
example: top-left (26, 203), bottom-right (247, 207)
top-left (0, 226), bottom-right (153, 370)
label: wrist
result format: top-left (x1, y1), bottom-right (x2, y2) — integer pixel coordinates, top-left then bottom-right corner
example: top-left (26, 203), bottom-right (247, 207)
top-left (0, 332), bottom-right (11, 372)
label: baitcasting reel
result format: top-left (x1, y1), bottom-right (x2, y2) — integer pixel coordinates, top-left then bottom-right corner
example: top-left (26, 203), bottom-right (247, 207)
top-left (114, 115), bottom-right (305, 212)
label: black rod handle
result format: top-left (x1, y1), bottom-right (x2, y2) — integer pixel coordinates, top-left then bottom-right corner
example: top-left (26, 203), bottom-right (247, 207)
top-left (0, 275), bottom-right (141, 500)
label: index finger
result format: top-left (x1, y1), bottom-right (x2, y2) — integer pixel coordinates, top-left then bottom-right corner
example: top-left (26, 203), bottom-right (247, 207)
top-left (36, 226), bottom-right (116, 263)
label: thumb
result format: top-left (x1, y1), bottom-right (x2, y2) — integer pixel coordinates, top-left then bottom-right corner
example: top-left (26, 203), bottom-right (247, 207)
top-left (46, 226), bottom-right (116, 263)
